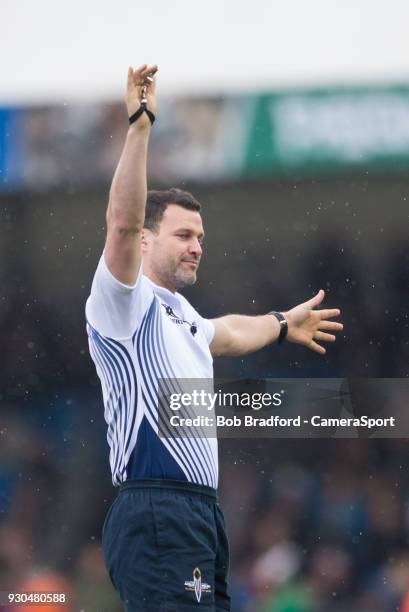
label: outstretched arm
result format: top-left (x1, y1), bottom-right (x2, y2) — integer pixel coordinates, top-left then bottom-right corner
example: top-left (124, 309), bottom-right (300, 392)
top-left (105, 63), bottom-right (158, 285)
top-left (210, 289), bottom-right (343, 356)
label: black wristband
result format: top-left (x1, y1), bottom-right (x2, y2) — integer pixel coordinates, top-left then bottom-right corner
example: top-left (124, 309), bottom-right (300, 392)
top-left (269, 311), bottom-right (288, 344)
top-left (129, 103), bottom-right (155, 126)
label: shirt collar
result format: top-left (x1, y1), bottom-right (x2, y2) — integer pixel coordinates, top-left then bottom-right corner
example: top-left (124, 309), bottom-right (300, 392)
top-left (143, 274), bottom-right (182, 310)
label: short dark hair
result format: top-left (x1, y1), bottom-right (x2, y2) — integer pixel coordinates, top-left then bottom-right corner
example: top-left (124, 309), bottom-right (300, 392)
top-left (144, 188), bottom-right (201, 233)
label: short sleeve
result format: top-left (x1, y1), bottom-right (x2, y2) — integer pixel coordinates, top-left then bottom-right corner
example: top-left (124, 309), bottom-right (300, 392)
top-left (200, 316), bottom-right (215, 345)
top-left (85, 252), bottom-right (153, 339)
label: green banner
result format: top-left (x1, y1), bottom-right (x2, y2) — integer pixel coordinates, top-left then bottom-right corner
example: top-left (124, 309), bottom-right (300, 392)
top-left (243, 86), bottom-right (409, 176)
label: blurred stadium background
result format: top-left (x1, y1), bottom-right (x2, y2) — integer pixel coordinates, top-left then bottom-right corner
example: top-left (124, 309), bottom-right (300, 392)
top-left (1, 1), bottom-right (409, 611)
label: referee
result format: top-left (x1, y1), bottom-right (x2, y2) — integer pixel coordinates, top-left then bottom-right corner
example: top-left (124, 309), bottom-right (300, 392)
top-left (85, 64), bottom-right (343, 611)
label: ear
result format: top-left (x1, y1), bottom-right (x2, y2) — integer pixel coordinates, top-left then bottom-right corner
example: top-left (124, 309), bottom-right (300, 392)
top-left (141, 228), bottom-right (149, 252)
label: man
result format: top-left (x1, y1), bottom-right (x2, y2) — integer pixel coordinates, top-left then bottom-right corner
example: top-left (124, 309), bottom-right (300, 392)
top-left (85, 64), bottom-right (343, 612)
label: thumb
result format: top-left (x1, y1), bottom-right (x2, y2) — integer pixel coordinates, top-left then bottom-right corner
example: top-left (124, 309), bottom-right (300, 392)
top-left (306, 289), bottom-right (325, 309)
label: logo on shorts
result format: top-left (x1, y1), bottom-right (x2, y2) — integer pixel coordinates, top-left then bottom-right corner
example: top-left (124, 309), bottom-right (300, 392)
top-left (184, 567), bottom-right (212, 603)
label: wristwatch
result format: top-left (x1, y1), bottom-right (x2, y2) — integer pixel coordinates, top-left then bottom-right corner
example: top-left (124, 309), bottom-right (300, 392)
top-left (269, 311), bottom-right (288, 344)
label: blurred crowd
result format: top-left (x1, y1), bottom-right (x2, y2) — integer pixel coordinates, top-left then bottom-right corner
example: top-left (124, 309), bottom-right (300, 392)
top-left (2, 410), bottom-right (409, 611)
top-left (12, 99), bottom-right (232, 192)
top-left (1, 166), bottom-right (408, 610)
top-left (220, 438), bottom-right (409, 611)
top-left (0, 224), bottom-right (408, 398)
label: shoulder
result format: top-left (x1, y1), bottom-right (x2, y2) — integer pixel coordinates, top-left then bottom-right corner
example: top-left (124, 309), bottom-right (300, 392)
top-left (176, 292), bottom-right (199, 317)
top-left (85, 254), bottom-right (154, 339)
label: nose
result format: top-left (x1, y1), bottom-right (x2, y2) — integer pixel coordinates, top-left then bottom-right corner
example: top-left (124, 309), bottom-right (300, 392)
top-left (189, 237), bottom-right (202, 257)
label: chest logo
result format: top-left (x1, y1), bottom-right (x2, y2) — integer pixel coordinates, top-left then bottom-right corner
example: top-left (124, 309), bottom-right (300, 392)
top-left (161, 303), bottom-right (197, 337)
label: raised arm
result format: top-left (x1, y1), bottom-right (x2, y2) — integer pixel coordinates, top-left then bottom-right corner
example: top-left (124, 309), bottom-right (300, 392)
top-left (105, 64), bottom-right (158, 285)
top-left (210, 289), bottom-right (343, 356)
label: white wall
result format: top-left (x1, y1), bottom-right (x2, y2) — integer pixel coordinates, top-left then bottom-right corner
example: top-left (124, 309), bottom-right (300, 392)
top-left (2, 0), bottom-right (409, 104)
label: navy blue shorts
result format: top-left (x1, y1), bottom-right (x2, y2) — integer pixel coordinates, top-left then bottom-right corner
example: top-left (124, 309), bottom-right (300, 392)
top-left (102, 479), bottom-right (231, 612)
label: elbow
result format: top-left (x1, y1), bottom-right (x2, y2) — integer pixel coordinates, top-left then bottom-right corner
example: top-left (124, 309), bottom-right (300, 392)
top-left (108, 221), bottom-right (143, 238)
top-left (214, 331), bottom-right (246, 357)
top-left (106, 200), bottom-right (144, 235)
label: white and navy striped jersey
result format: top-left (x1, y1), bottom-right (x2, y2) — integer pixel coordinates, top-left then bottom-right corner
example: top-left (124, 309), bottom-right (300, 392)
top-left (85, 253), bottom-right (218, 489)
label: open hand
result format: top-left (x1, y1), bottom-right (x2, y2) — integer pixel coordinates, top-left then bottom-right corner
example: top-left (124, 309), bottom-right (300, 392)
top-left (284, 290), bottom-right (343, 354)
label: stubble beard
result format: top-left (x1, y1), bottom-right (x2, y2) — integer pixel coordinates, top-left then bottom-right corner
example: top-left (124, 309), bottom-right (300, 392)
top-left (174, 266), bottom-right (197, 289)
top-left (152, 256), bottom-right (198, 291)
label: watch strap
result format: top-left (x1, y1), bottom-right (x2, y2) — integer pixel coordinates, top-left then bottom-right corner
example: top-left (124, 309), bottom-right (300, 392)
top-left (269, 311), bottom-right (288, 344)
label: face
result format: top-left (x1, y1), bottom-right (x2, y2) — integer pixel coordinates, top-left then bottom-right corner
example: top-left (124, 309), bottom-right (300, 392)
top-left (142, 204), bottom-right (204, 291)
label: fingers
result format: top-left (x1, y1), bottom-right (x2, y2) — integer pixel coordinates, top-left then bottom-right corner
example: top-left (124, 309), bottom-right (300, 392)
top-left (128, 65), bottom-right (145, 89)
top-left (144, 64), bottom-right (158, 76)
top-left (309, 340), bottom-right (326, 355)
top-left (128, 64), bottom-right (158, 87)
top-left (301, 296), bottom-right (343, 354)
top-left (314, 331), bottom-right (336, 342)
top-left (308, 316), bottom-right (343, 354)
top-left (144, 66), bottom-right (158, 93)
top-left (129, 64), bottom-right (146, 81)
top-left (307, 289), bottom-right (325, 308)
top-left (318, 320), bottom-right (344, 331)
top-left (137, 64), bottom-right (158, 81)
top-left (127, 66), bottom-right (135, 89)
top-left (319, 308), bottom-right (341, 320)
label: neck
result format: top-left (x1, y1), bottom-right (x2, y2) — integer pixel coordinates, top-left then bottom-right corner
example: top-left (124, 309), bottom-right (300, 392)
top-left (143, 265), bottom-right (177, 294)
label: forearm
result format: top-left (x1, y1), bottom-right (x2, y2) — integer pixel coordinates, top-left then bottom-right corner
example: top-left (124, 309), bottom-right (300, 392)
top-left (212, 314), bottom-right (280, 356)
top-left (211, 291), bottom-right (343, 358)
top-left (107, 124), bottom-right (150, 231)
